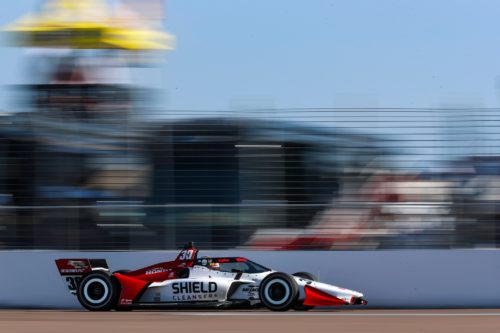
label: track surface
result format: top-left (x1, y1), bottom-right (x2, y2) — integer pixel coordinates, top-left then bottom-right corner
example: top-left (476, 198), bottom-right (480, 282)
top-left (1, 309), bottom-right (500, 333)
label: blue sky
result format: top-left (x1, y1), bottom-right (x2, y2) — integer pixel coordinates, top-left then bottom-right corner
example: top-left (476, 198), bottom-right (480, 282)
top-left (164, 0), bottom-right (500, 110)
top-left (2, 0), bottom-right (500, 111)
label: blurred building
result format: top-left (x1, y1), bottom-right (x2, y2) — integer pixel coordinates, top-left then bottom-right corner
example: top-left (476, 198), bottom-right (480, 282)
top-left (0, 108), bottom-right (384, 249)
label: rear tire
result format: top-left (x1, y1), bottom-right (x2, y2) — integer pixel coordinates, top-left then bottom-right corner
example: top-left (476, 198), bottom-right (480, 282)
top-left (77, 272), bottom-right (119, 311)
top-left (259, 272), bottom-right (298, 311)
top-left (292, 272), bottom-right (318, 311)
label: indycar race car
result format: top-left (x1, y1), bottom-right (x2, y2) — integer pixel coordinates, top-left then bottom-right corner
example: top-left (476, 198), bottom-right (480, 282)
top-left (55, 243), bottom-right (367, 311)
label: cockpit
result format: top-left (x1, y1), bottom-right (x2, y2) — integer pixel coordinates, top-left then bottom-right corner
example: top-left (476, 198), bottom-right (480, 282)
top-left (195, 257), bottom-right (271, 274)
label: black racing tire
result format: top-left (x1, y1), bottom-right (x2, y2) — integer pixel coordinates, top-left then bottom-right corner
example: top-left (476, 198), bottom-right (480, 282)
top-left (259, 272), bottom-right (299, 311)
top-left (292, 272), bottom-right (318, 311)
top-left (77, 272), bottom-right (119, 311)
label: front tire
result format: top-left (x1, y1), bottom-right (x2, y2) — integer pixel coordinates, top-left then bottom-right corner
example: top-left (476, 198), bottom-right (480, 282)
top-left (77, 272), bottom-right (119, 311)
top-left (292, 272), bottom-right (318, 311)
top-left (259, 272), bottom-right (298, 311)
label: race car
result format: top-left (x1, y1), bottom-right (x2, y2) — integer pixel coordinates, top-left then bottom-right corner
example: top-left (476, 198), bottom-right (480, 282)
top-left (55, 243), bottom-right (367, 311)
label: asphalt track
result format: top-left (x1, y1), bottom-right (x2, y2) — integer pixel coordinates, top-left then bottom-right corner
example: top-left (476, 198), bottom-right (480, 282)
top-left (2, 310), bottom-right (500, 333)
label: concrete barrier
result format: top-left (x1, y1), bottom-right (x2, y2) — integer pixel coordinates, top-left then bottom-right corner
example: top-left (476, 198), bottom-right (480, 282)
top-left (0, 249), bottom-right (499, 308)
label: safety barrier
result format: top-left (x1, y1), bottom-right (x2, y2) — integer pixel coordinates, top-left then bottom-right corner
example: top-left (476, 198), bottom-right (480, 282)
top-left (0, 250), bottom-right (498, 308)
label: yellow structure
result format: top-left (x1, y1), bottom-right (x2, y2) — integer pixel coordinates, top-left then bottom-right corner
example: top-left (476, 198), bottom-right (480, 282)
top-left (3, 0), bottom-right (174, 50)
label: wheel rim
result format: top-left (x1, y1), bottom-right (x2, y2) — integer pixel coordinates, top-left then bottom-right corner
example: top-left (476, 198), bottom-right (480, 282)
top-left (264, 279), bottom-right (290, 305)
top-left (83, 278), bottom-right (109, 304)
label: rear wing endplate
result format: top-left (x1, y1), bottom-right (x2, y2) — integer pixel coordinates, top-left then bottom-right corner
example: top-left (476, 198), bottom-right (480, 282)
top-left (55, 258), bottom-right (109, 294)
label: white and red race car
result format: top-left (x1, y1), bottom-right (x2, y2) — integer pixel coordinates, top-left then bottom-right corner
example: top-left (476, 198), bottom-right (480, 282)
top-left (55, 243), bottom-right (367, 311)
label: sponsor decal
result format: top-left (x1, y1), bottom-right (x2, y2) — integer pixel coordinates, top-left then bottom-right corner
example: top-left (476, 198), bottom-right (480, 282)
top-left (60, 260), bottom-right (90, 274)
top-left (242, 285), bottom-right (259, 297)
top-left (145, 267), bottom-right (169, 275)
top-left (171, 282), bottom-right (218, 301)
top-left (68, 260), bottom-right (88, 269)
top-left (173, 293), bottom-right (219, 301)
top-left (120, 298), bottom-right (133, 305)
top-left (172, 282), bottom-right (217, 294)
top-left (60, 268), bottom-right (87, 274)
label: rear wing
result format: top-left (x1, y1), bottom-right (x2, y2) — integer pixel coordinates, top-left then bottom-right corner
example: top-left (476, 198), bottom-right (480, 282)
top-left (55, 258), bottom-right (109, 294)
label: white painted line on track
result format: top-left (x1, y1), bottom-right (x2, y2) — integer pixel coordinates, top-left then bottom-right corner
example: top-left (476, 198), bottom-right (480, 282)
top-left (163, 312), bottom-right (500, 317)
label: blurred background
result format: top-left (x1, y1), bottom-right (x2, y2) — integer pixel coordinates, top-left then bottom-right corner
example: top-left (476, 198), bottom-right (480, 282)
top-left (1, 0), bottom-right (500, 250)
